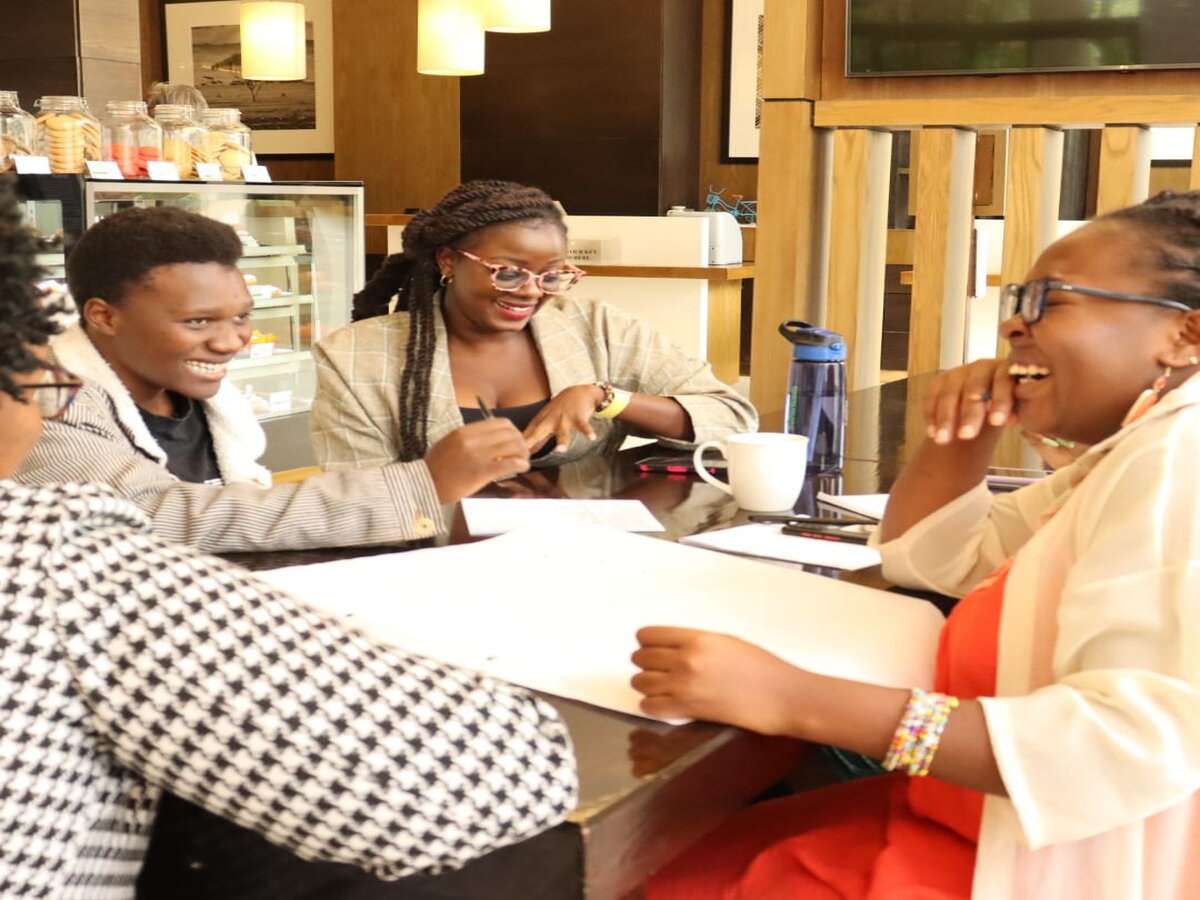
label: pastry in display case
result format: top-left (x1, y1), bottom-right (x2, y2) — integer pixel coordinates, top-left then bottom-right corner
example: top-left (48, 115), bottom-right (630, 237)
top-left (13, 176), bottom-right (364, 429)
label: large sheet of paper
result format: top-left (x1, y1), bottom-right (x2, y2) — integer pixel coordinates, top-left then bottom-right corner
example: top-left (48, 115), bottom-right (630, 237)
top-left (260, 521), bottom-right (943, 721)
top-left (682, 523), bottom-right (882, 570)
top-left (461, 498), bottom-right (664, 535)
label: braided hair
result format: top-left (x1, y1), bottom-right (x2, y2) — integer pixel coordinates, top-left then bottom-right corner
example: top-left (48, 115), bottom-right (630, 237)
top-left (0, 176), bottom-right (59, 402)
top-left (1099, 190), bottom-right (1200, 309)
top-left (352, 180), bottom-right (565, 461)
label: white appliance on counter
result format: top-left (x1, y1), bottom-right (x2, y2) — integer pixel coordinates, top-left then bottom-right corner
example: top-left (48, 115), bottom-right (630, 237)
top-left (664, 208), bottom-right (743, 265)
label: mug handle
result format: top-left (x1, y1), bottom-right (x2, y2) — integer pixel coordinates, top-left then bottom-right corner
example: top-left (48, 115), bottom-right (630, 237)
top-left (692, 440), bottom-right (732, 495)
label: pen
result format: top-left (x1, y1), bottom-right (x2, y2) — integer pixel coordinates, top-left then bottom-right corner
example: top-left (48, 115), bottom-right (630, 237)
top-left (780, 524), bottom-right (870, 544)
top-left (749, 514), bottom-right (875, 527)
top-left (476, 395), bottom-right (493, 419)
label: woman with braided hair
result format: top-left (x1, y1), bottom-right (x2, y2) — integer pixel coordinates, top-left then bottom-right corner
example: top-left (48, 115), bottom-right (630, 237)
top-left (631, 192), bottom-right (1200, 899)
top-left (311, 180), bottom-right (755, 470)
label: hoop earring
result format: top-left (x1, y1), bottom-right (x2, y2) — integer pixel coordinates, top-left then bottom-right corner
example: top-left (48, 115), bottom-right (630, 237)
top-left (439, 273), bottom-right (453, 288)
top-left (1123, 365), bottom-right (1172, 426)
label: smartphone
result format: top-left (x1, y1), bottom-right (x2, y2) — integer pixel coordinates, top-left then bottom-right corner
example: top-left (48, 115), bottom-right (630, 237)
top-left (636, 454), bottom-right (727, 475)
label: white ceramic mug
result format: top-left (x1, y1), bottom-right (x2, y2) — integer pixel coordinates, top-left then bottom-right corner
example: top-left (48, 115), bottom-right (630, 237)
top-left (692, 433), bottom-right (809, 512)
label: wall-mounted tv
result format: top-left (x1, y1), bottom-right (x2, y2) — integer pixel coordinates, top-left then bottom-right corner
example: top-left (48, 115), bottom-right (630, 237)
top-left (847, 0), bottom-right (1200, 77)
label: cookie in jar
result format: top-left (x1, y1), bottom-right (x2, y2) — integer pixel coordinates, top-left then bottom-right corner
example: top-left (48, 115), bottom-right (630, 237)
top-left (102, 100), bottom-right (163, 178)
top-left (34, 95), bottom-right (101, 174)
top-left (153, 104), bottom-right (208, 178)
top-left (0, 91), bottom-right (35, 173)
top-left (201, 108), bottom-right (253, 180)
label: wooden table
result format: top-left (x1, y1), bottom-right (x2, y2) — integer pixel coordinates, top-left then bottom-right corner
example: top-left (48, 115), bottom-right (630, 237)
top-left (217, 376), bottom-right (1036, 900)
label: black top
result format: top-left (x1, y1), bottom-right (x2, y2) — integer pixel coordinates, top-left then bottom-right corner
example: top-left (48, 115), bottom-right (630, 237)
top-left (460, 398), bottom-right (557, 460)
top-left (138, 393), bottom-right (223, 485)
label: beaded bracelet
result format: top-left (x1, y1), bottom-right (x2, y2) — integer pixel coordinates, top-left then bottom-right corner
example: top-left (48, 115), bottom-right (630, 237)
top-left (882, 688), bottom-right (960, 777)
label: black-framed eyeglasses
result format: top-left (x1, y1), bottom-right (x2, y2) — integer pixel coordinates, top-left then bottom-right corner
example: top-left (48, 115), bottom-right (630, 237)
top-left (1000, 279), bottom-right (1192, 325)
top-left (25, 365), bottom-right (82, 419)
top-left (453, 248), bottom-right (586, 294)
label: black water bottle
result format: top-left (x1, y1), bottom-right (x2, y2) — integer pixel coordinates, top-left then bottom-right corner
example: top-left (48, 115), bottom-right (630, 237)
top-left (780, 320), bottom-right (847, 473)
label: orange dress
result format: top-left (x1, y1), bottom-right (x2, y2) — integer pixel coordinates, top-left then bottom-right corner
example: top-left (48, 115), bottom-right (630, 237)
top-left (647, 561), bottom-right (1010, 900)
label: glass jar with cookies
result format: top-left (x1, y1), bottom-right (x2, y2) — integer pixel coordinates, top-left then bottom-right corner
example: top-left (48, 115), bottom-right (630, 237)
top-left (0, 91), bottom-right (35, 173)
top-left (200, 108), bottom-right (254, 181)
top-left (34, 95), bottom-right (101, 174)
top-left (153, 104), bottom-right (210, 179)
top-left (102, 100), bottom-right (163, 179)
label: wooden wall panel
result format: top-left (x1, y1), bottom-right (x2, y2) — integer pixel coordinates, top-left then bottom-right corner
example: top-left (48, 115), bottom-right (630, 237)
top-left (908, 127), bottom-right (975, 376)
top-left (762, 0), bottom-right (823, 100)
top-left (698, 0), bottom-right (757, 207)
top-left (332, 0), bottom-right (458, 211)
top-left (1095, 126), bottom-right (1151, 215)
top-left (749, 100), bottom-right (827, 426)
top-left (826, 128), bottom-right (891, 390)
top-left (80, 0), bottom-right (141, 64)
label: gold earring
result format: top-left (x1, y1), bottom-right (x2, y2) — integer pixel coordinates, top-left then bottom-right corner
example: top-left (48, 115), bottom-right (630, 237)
top-left (439, 273), bottom-right (453, 287)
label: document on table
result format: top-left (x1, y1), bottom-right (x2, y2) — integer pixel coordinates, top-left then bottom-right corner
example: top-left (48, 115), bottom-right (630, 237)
top-left (681, 523), bottom-right (881, 570)
top-left (461, 498), bottom-right (664, 535)
top-left (817, 491), bottom-right (888, 521)
top-left (260, 520), bottom-right (943, 722)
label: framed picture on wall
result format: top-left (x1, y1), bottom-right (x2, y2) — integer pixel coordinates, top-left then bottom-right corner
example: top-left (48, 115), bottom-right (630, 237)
top-left (725, 0), bottom-right (764, 162)
top-left (164, 0), bottom-right (334, 154)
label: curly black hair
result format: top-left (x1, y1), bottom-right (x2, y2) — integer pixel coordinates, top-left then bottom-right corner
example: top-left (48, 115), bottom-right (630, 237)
top-left (1099, 190), bottom-right (1200, 309)
top-left (66, 205), bottom-right (243, 307)
top-left (0, 175), bottom-right (59, 401)
top-left (350, 179), bottom-right (566, 461)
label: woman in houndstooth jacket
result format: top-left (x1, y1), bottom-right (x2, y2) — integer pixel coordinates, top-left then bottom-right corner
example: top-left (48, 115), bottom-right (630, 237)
top-left (0, 181), bottom-right (577, 896)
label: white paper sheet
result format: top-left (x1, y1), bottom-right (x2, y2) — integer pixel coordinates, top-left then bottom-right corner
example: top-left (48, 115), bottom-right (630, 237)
top-left (460, 498), bottom-right (664, 535)
top-left (681, 523), bottom-right (882, 570)
top-left (260, 521), bottom-right (943, 721)
top-left (816, 491), bottom-right (889, 521)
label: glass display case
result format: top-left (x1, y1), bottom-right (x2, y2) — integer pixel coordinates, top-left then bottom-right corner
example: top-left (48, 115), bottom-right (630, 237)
top-left (15, 177), bottom-right (365, 430)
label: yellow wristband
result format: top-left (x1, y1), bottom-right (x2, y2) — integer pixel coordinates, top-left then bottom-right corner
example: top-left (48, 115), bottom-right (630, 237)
top-left (594, 382), bottom-right (632, 419)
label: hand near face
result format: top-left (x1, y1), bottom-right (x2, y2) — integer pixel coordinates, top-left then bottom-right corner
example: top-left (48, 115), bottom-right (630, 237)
top-left (522, 384), bottom-right (605, 454)
top-left (923, 358), bottom-right (1020, 446)
top-left (631, 626), bottom-right (807, 735)
top-left (425, 418), bottom-right (531, 503)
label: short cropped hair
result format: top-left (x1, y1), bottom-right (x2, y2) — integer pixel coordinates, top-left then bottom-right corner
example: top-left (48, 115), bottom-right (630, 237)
top-left (146, 82), bottom-right (208, 115)
top-left (66, 206), bottom-right (243, 305)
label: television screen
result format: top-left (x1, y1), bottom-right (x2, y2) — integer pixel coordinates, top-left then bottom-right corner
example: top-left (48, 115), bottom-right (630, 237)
top-left (847, 0), bottom-right (1200, 77)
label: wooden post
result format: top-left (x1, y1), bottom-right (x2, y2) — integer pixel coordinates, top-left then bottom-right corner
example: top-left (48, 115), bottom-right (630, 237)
top-left (909, 127), bottom-right (976, 376)
top-left (826, 128), bottom-right (892, 391)
top-left (1095, 125), bottom-right (1151, 215)
top-left (998, 126), bottom-right (1064, 351)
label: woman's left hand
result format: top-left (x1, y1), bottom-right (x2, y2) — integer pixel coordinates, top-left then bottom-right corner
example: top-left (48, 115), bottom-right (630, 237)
top-left (631, 626), bottom-right (808, 734)
top-left (522, 384), bottom-right (606, 454)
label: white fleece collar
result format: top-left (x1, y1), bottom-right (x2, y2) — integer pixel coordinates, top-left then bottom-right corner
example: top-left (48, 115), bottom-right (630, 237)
top-left (52, 323), bottom-right (273, 488)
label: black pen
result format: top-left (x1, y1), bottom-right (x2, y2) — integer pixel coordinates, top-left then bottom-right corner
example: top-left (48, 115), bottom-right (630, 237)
top-left (476, 395), bottom-right (493, 419)
top-left (780, 524), bottom-right (870, 544)
top-left (749, 514), bottom-right (875, 527)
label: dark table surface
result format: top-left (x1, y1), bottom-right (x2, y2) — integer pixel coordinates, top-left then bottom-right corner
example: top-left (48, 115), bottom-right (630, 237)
top-left (218, 376), bottom-right (1043, 900)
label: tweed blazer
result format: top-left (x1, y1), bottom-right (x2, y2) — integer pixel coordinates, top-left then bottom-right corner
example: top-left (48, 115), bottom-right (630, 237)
top-left (311, 294), bottom-right (758, 469)
top-left (15, 323), bottom-right (446, 552)
top-left (0, 480), bottom-right (576, 896)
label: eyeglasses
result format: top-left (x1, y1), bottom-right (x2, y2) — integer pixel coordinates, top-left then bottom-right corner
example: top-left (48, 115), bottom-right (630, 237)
top-left (25, 365), bottom-right (82, 419)
top-left (453, 248), bottom-right (586, 294)
top-left (1001, 279), bottom-right (1192, 325)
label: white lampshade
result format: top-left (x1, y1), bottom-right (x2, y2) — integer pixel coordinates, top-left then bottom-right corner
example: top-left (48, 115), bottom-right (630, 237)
top-left (418, 0), bottom-right (485, 76)
top-left (240, 2), bottom-right (307, 81)
top-left (478, 0), bottom-right (551, 33)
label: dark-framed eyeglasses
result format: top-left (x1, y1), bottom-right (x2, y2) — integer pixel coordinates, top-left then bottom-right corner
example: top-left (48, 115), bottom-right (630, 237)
top-left (1000, 279), bottom-right (1192, 325)
top-left (25, 365), bottom-right (83, 419)
top-left (453, 248), bottom-right (586, 294)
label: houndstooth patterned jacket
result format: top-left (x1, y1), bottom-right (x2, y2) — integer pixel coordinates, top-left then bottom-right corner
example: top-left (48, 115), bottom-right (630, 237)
top-left (0, 481), bottom-right (577, 898)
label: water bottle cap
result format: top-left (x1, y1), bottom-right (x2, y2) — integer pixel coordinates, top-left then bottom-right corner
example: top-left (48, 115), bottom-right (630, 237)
top-left (778, 320), bottom-right (847, 361)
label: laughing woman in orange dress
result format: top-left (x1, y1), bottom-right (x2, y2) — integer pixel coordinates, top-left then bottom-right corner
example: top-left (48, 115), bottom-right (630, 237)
top-left (632, 192), bottom-right (1200, 899)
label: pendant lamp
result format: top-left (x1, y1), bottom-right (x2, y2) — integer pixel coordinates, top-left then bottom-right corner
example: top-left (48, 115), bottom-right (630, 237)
top-left (240, 2), bottom-right (307, 81)
top-left (418, 0), bottom-right (486, 76)
top-left (478, 0), bottom-right (551, 33)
